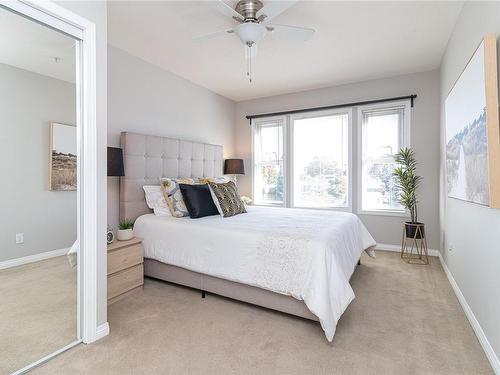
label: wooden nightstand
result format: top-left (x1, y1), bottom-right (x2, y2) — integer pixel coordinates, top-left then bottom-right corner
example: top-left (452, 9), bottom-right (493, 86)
top-left (107, 237), bottom-right (144, 304)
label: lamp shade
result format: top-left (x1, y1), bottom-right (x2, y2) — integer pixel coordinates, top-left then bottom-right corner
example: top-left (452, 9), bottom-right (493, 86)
top-left (224, 159), bottom-right (245, 175)
top-left (107, 147), bottom-right (124, 177)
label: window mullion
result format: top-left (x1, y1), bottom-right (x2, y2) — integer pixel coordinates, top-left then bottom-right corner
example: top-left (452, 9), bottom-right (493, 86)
top-left (285, 115), bottom-right (292, 208)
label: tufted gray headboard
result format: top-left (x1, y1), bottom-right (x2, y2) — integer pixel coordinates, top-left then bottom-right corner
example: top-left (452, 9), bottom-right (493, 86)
top-left (120, 132), bottom-right (223, 222)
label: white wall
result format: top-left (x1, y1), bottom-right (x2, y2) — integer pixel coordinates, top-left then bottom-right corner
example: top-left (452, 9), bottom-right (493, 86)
top-left (0, 63), bottom-right (76, 262)
top-left (107, 46), bottom-right (236, 229)
top-left (235, 70), bottom-right (441, 249)
top-left (57, 0), bottom-right (108, 328)
top-left (440, 1), bottom-right (500, 368)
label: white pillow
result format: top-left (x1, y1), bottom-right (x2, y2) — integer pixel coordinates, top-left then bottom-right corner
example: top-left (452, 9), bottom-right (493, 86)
top-left (142, 185), bottom-right (171, 216)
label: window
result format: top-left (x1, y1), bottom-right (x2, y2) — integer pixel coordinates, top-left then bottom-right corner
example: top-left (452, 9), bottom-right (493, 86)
top-left (292, 112), bottom-right (350, 208)
top-left (358, 102), bottom-right (410, 214)
top-left (251, 100), bottom-right (411, 215)
top-left (253, 117), bottom-right (285, 205)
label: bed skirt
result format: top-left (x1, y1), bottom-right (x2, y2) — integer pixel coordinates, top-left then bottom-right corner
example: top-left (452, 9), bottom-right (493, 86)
top-left (144, 258), bottom-right (320, 321)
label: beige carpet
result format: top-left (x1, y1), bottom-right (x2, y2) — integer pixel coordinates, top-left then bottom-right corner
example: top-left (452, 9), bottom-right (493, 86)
top-left (0, 256), bottom-right (77, 374)
top-left (32, 251), bottom-right (492, 374)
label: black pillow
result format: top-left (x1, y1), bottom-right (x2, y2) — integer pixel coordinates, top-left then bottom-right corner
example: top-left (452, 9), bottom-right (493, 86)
top-left (179, 184), bottom-right (219, 219)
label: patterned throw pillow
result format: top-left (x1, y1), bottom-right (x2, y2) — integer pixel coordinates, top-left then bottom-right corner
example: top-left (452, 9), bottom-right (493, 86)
top-left (208, 181), bottom-right (247, 218)
top-left (160, 178), bottom-right (196, 217)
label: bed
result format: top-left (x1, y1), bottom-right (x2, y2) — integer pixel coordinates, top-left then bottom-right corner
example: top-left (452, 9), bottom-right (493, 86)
top-left (120, 132), bottom-right (376, 341)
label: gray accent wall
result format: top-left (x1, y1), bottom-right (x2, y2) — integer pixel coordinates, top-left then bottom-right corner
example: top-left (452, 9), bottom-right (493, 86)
top-left (235, 70), bottom-right (441, 249)
top-left (107, 46), bottom-right (236, 230)
top-left (0, 63), bottom-right (76, 262)
top-left (440, 1), bottom-right (500, 365)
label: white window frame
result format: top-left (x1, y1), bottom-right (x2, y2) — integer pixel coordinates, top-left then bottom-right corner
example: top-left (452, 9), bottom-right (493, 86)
top-left (289, 108), bottom-right (353, 212)
top-left (251, 115), bottom-right (288, 207)
top-left (356, 100), bottom-right (411, 217)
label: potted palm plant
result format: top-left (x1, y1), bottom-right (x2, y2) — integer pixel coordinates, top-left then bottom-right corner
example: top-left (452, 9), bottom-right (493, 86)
top-left (393, 148), bottom-right (424, 239)
top-left (117, 218), bottom-right (134, 241)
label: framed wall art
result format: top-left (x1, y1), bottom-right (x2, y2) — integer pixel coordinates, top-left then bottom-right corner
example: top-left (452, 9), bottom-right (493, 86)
top-left (49, 122), bottom-right (77, 191)
top-left (445, 36), bottom-right (500, 208)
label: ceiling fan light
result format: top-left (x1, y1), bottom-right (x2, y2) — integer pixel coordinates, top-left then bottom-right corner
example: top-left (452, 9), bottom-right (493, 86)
top-left (234, 22), bottom-right (266, 45)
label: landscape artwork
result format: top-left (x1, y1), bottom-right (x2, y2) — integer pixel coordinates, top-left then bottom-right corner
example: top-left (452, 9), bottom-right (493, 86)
top-left (49, 122), bottom-right (77, 191)
top-left (445, 41), bottom-right (489, 206)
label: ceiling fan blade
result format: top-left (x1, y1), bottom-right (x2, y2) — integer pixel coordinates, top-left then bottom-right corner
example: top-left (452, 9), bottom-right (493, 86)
top-left (265, 24), bottom-right (315, 42)
top-left (256, 0), bottom-right (299, 22)
top-left (193, 28), bottom-right (234, 42)
top-left (210, 0), bottom-right (244, 22)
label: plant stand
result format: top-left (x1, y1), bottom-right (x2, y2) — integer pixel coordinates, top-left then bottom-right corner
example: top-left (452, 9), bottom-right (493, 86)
top-left (401, 223), bottom-right (428, 265)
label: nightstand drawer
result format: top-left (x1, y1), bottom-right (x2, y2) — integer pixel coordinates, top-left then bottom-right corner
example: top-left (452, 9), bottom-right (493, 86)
top-left (108, 244), bottom-right (143, 275)
top-left (108, 264), bottom-right (143, 300)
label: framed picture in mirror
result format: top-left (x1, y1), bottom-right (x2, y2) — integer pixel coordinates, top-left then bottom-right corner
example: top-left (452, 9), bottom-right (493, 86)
top-left (49, 122), bottom-right (77, 191)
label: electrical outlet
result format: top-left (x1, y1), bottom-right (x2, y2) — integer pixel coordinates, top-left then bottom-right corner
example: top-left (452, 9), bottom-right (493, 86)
top-left (15, 233), bottom-right (24, 244)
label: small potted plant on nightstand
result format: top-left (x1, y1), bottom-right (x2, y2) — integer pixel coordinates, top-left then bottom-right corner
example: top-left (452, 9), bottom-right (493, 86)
top-left (117, 218), bottom-right (134, 241)
top-left (393, 148), bottom-right (428, 264)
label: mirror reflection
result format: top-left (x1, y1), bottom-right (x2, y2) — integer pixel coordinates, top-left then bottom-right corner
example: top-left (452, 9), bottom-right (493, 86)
top-left (0, 7), bottom-right (79, 374)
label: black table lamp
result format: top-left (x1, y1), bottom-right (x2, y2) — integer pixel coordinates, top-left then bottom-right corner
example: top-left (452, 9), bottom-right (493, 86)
top-left (107, 147), bottom-right (124, 177)
top-left (224, 159), bottom-right (244, 184)
top-left (107, 147), bottom-right (124, 242)
top-left (224, 159), bottom-right (245, 175)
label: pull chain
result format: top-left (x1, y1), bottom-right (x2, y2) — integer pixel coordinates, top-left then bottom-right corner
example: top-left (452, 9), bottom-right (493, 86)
top-left (249, 52), bottom-right (252, 83)
top-left (246, 43), bottom-right (253, 83)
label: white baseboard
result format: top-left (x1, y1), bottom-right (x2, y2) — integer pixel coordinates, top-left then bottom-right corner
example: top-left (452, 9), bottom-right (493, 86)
top-left (0, 247), bottom-right (70, 270)
top-left (437, 253), bottom-right (500, 374)
top-left (375, 243), bottom-right (440, 257)
top-left (95, 322), bottom-right (110, 341)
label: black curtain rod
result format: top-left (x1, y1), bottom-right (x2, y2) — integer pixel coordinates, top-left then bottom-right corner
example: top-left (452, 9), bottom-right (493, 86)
top-left (246, 94), bottom-right (417, 123)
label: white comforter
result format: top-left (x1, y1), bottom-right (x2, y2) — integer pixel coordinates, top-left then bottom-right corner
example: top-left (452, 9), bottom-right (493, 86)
top-left (134, 206), bottom-right (376, 341)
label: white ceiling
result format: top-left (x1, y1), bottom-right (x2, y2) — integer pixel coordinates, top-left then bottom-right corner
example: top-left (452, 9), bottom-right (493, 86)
top-left (107, 1), bottom-right (463, 102)
top-left (0, 8), bottom-right (76, 83)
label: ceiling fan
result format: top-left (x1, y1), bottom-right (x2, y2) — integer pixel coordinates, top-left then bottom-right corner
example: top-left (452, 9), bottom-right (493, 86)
top-left (195, 0), bottom-right (315, 83)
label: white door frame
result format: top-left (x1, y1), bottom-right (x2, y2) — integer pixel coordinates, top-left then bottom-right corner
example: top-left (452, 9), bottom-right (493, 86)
top-left (1, 0), bottom-right (100, 349)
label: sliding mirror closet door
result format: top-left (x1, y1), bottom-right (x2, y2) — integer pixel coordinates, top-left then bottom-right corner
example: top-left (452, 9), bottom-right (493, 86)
top-left (0, 7), bottom-right (79, 374)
